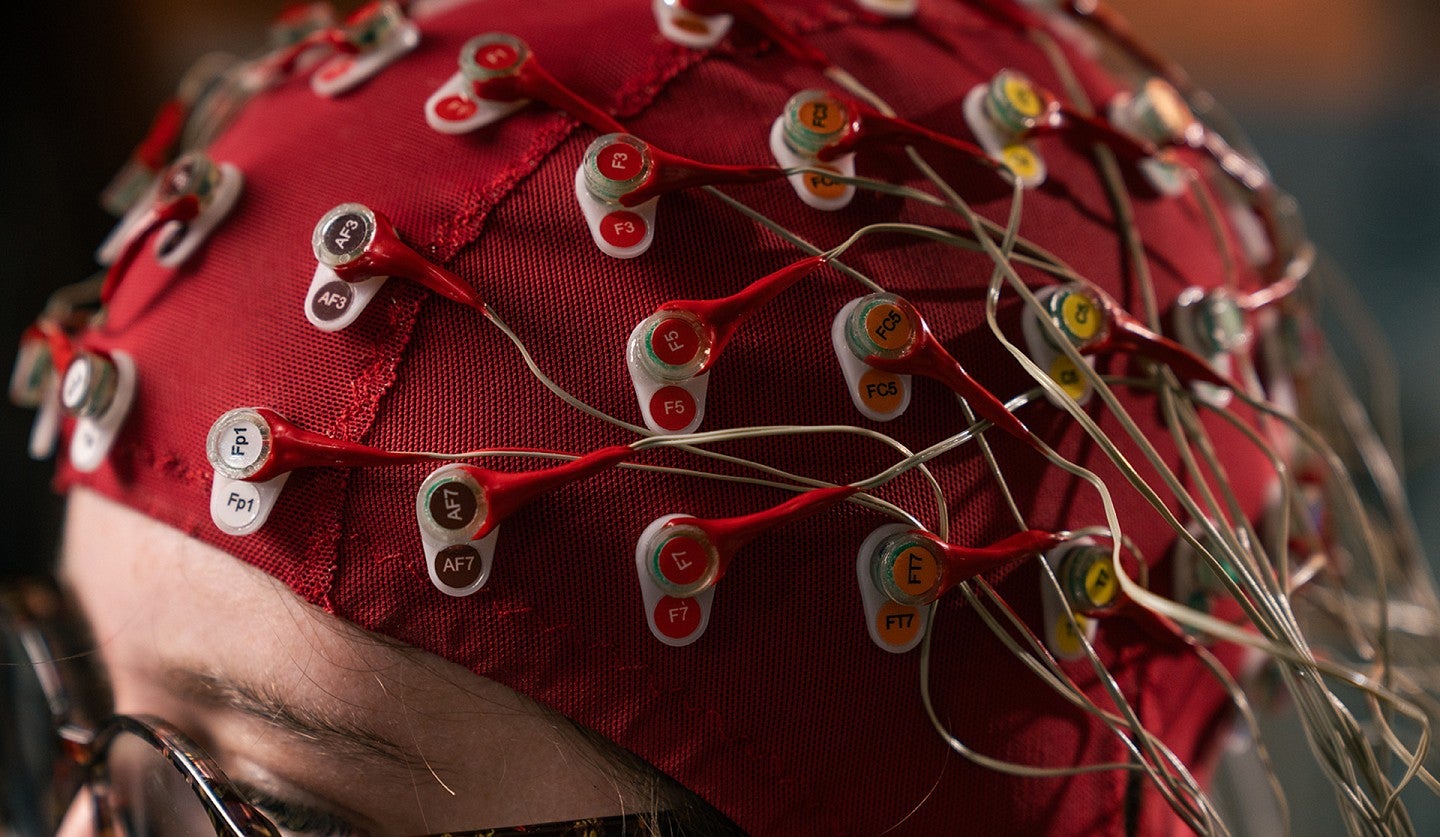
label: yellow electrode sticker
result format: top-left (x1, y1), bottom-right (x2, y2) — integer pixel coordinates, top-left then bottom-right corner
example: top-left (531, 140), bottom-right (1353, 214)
top-left (1001, 144), bottom-right (1042, 182)
top-left (1084, 556), bottom-right (1119, 609)
top-left (1002, 75), bottom-right (1044, 119)
top-left (1048, 353), bottom-right (1088, 401)
top-left (1053, 612), bottom-right (1090, 657)
top-left (1060, 291), bottom-right (1101, 342)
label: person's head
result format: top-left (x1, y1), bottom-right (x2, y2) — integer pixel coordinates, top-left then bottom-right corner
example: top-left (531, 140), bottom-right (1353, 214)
top-left (7, 1), bottom-right (1436, 834)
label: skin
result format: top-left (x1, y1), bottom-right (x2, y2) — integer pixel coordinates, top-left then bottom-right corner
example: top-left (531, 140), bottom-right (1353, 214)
top-left (58, 487), bottom-right (643, 835)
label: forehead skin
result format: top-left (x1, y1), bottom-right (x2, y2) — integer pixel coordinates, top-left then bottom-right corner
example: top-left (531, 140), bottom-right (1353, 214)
top-left (61, 487), bottom-right (642, 832)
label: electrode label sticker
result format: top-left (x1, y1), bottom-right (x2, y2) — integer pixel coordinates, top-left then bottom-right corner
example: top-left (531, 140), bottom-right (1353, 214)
top-left (60, 363), bottom-right (91, 411)
top-left (428, 480), bottom-right (479, 531)
top-left (863, 301), bottom-right (913, 352)
top-left (598, 143), bottom-right (646, 181)
top-left (798, 99), bottom-right (845, 135)
top-left (218, 419), bottom-right (265, 472)
top-left (857, 370), bottom-right (904, 414)
top-left (649, 318), bottom-right (701, 367)
top-left (310, 280), bottom-right (355, 322)
top-left (434, 95), bottom-right (478, 122)
top-left (648, 386), bottom-right (696, 432)
top-left (321, 211), bottom-right (372, 259)
top-left (655, 535), bottom-right (708, 587)
top-left (475, 42), bottom-right (519, 71)
top-left (435, 544), bottom-right (484, 590)
top-left (600, 211), bottom-right (647, 249)
top-left (653, 595), bottom-right (703, 640)
top-left (875, 601), bottom-right (923, 647)
top-left (216, 481), bottom-right (262, 529)
top-left (889, 545), bottom-right (941, 601)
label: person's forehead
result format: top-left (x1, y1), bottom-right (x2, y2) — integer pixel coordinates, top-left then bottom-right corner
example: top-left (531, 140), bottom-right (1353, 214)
top-left (60, 486), bottom-right (650, 826)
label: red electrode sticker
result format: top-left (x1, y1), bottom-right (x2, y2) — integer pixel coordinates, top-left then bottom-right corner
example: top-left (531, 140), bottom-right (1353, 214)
top-left (654, 595), bottom-right (702, 639)
top-left (657, 535), bottom-right (708, 586)
top-left (601, 211), bottom-right (647, 249)
top-left (648, 386), bottom-right (695, 431)
top-left (598, 142), bottom-right (645, 181)
top-left (650, 318), bottom-right (700, 366)
top-left (475, 43), bottom-right (520, 72)
top-left (435, 95), bottom-right (478, 121)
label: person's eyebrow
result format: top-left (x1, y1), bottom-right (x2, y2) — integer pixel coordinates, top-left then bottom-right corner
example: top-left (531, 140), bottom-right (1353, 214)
top-left (159, 664), bottom-right (418, 776)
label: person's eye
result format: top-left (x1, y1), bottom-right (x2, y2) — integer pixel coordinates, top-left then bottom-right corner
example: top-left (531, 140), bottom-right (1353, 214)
top-left (234, 783), bottom-right (368, 837)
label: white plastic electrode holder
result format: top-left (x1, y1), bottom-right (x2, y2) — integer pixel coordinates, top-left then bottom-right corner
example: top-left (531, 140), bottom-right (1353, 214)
top-left (415, 463), bottom-right (500, 597)
top-left (67, 352), bottom-right (137, 474)
top-left (768, 117), bottom-right (856, 212)
top-left (962, 83), bottom-right (1047, 189)
top-left (424, 33), bottom-right (531, 134)
top-left (1040, 537), bottom-right (1100, 661)
top-left (9, 337), bottom-right (50, 409)
top-left (96, 179), bottom-right (165, 266)
top-left (574, 165), bottom-right (659, 259)
top-left (94, 162), bottom-right (243, 269)
top-left (1107, 92), bottom-right (1188, 197)
top-left (1172, 286), bottom-right (1246, 409)
top-left (626, 314), bottom-right (709, 434)
top-left (1020, 285), bottom-right (1097, 408)
top-left (424, 71), bottom-right (527, 134)
top-left (1227, 200), bottom-right (1275, 270)
top-left (210, 470), bottom-right (291, 536)
top-left (154, 163), bottom-right (244, 268)
top-left (651, 0), bottom-right (733, 49)
top-left (856, 524), bottom-right (934, 653)
top-left (310, 15), bottom-right (419, 98)
top-left (304, 264), bottom-right (388, 331)
top-left (830, 298), bottom-right (912, 422)
top-left (28, 380), bottom-right (61, 461)
top-left (1170, 518), bottom-right (1225, 644)
top-left (635, 513), bottom-right (716, 646)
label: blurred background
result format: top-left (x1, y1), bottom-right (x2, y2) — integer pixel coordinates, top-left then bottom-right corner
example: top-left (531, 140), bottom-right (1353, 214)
top-left (1, 1), bottom-right (1436, 833)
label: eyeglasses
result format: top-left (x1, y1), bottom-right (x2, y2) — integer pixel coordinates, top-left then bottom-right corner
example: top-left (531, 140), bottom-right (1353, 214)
top-left (1, 579), bottom-right (679, 836)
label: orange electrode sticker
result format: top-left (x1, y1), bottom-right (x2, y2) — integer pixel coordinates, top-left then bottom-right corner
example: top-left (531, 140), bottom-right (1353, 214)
top-left (798, 98), bottom-right (845, 134)
top-left (864, 302), bottom-right (912, 352)
top-left (857, 369), bottom-right (904, 414)
top-left (889, 544), bottom-right (941, 599)
top-left (875, 601), bottom-right (922, 647)
top-left (803, 166), bottom-right (847, 200)
top-left (435, 94), bottom-right (477, 122)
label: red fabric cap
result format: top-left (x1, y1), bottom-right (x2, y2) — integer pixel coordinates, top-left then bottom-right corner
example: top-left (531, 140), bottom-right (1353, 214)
top-left (62, 1), bottom-right (1270, 833)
